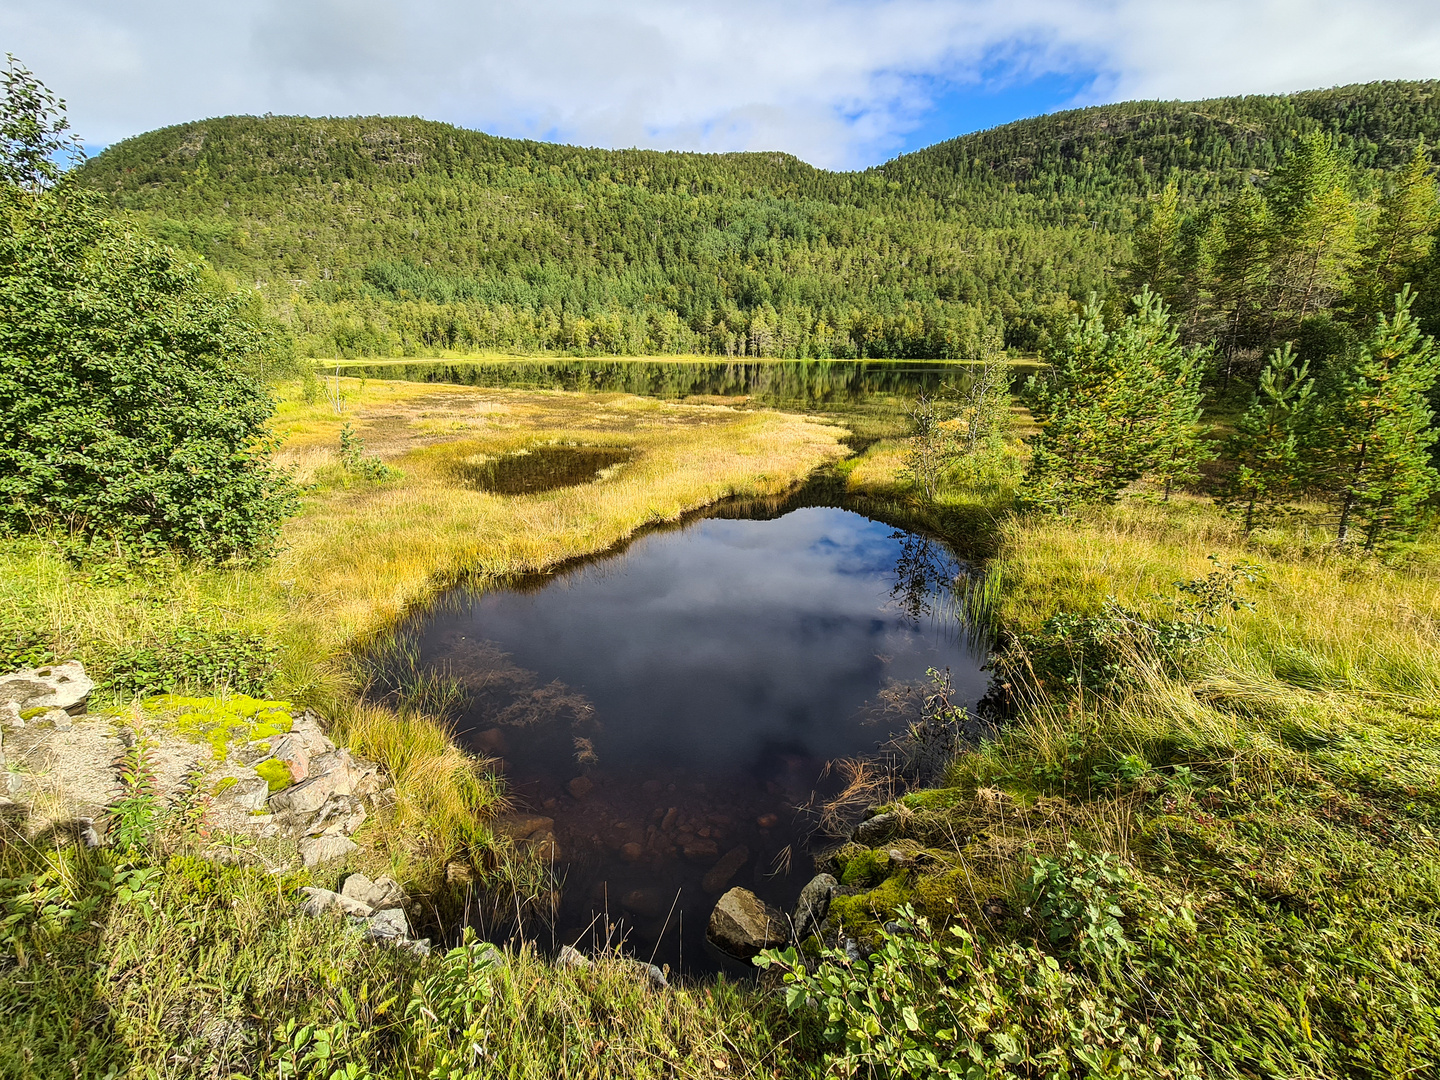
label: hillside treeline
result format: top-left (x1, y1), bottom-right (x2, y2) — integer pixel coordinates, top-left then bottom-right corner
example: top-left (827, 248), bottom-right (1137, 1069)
top-left (77, 81), bottom-right (1440, 359)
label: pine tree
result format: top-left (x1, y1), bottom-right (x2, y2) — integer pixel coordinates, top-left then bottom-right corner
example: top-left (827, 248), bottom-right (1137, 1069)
top-left (1223, 344), bottom-right (1315, 531)
top-left (1126, 181), bottom-right (1185, 309)
top-left (1307, 287), bottom-right (1440, 548)
top-left (1266, 133), bottom-right (1358, 334)
top-left (1352, 144), bottom-right (1440, 315)
top-left (1211, 186), bottom-right (1274, 383)
top-left (1022, 290), bottom-right (1208, 509)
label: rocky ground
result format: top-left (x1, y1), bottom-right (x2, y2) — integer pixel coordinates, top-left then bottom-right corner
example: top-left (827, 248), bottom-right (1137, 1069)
top-left (0, 659), bottom-right (434, 952)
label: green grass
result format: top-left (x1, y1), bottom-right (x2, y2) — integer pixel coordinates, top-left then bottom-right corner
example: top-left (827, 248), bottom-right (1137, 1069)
top-left (813, 448), bottom-right (1440, 1078)
top-left (4, 378), bottom-right (1440, 1077)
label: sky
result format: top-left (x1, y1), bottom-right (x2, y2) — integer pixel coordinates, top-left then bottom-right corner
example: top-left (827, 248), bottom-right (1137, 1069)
top-left (5, 0), bottom-right (1440, 170)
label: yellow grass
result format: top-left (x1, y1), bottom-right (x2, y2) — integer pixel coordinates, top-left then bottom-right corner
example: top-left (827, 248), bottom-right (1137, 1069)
top-left (267, 378), bottom-right (846, 663)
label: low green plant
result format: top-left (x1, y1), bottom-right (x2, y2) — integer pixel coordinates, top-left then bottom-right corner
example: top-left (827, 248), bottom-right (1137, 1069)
top-left (108, 735), bottom-right (160, 852)
top-left (103, 626), bottom-right (278, 697)
top-left (1022, 843), bottom-right (1135, 974)
top-left (339, 423), bottom-right (400, 483)
top-left (758, 905), bottom-right (1197, 1079)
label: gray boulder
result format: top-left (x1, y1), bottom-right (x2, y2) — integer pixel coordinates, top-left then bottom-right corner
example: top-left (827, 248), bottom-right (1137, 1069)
top-left (298, 834), bottom-right (357, 868)
top-left (0, 661), bottom-right (93, 715)
top-left (557, 944), bottom-right (590, 969)
top-left (707, 887), bottom-right (788, 959)
top-left (365, 907), bottom-right (409, 942)
top-left (794, 873), bottom-right (838, 941)
top-left (301, 887), bottom-right (374, 919)
top-left (852, 812), bottom-right (897, 844)
top-left (342, 872), bottom-right (405, 912)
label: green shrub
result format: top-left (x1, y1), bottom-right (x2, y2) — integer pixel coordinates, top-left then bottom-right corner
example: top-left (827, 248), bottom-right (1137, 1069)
top-left (758, 905), bottom-right (1197, 1079)
top-left (102, 627), bottom-right (278, 697)
top-left (0, 67), bottom-right (296, 560)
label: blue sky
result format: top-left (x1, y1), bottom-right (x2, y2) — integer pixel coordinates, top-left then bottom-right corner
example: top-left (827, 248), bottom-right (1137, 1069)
top-left (5, 1), bottom-right (1440, 170)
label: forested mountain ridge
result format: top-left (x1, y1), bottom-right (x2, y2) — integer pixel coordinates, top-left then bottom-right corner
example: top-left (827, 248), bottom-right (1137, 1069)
top-left (74, 81), bottom-right (1440, 359)
top-left (884, 80), bottom-right (1440, 209)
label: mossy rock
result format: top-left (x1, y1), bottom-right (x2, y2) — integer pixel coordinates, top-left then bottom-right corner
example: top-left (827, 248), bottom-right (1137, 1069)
top-left (839, 847), bottom-right (892, 886)
top-left (829, 873), bottom-right (914, 943)
top-left (255, 758), bottom-right (292, 792)
top-left (145, 694), bottom-right (294, 761)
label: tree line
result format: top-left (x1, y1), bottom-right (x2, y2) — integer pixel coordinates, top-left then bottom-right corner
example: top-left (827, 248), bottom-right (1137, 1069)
top-left (1011, 132), bottom-right (1440, 549)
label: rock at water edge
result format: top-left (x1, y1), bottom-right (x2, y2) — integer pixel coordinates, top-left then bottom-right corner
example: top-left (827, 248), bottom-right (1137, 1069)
top-left (707, 887), bottom-right (788, 960)
top-left (853, 812), bottom-right (897, 844)
top-left (794, 873), bottom-right (838, 941)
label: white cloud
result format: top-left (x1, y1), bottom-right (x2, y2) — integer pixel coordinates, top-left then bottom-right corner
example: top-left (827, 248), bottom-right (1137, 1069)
top-left (2, 0), bottom-right (1438, 168)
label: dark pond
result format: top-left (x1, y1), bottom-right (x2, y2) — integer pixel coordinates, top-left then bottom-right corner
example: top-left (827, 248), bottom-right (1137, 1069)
top-left (401, 503), bottom-right (988, 974)
top-left (450, 445), bottom-right (633, 495)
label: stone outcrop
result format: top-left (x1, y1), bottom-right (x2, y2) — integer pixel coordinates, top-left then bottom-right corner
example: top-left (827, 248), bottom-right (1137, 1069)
top-left (707, 887), bottom-right (788, 959)
top-left (794, 873), bottom-right (838, 942)
top-left (0, 661), bottom-right (94, 716)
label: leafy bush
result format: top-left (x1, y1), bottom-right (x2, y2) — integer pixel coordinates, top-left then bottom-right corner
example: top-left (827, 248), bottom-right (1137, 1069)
top-left (1023, 844), bottom-right (1135, 974)
top-left (102, 627), bottom-right (278, 697)
top-left (1004, 556), bottom-right (1260, 693)
top-left (758, 905), bottom-right (1198, 1079)
top-left (0, 63), bottom-right (296, 560)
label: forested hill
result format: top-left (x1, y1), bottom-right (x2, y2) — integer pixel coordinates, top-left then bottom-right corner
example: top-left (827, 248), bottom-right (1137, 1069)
top-left (77, 80), bottom-right (1440, 360)
top-left (883, 80), bottom-right (1440, 209)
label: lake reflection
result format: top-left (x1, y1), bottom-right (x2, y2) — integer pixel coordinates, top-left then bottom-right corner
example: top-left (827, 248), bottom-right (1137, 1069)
top-left (412, 506), bottom-right (988, 972)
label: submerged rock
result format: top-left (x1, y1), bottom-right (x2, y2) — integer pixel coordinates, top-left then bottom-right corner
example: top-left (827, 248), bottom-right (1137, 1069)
top-left (707, 887), bottom-right (788, 959)
top-left (702, 845), bottom-right (750, 893)
top-left (493, 813), bottom-right (555, 841)
top-left (0, 661), bottom-right (93, 715)
top-left (567, 776), bottom-right (594, 799)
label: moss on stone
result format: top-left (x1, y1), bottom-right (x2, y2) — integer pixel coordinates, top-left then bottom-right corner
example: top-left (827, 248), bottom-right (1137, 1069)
top-left (255, 757), bottom-right (292, 792)
top-left (145, 694), bottom-right (294, 761)
top-left (838, 847), bottom-right (892, 886)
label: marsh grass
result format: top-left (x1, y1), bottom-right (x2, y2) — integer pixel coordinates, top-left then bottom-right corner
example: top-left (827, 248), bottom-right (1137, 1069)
top-left (815, 448), bottom-right (1440, 1077)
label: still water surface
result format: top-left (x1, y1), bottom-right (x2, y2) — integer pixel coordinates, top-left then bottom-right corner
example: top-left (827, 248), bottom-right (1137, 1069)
top-left (411, 504), bottom-right (987, 972)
